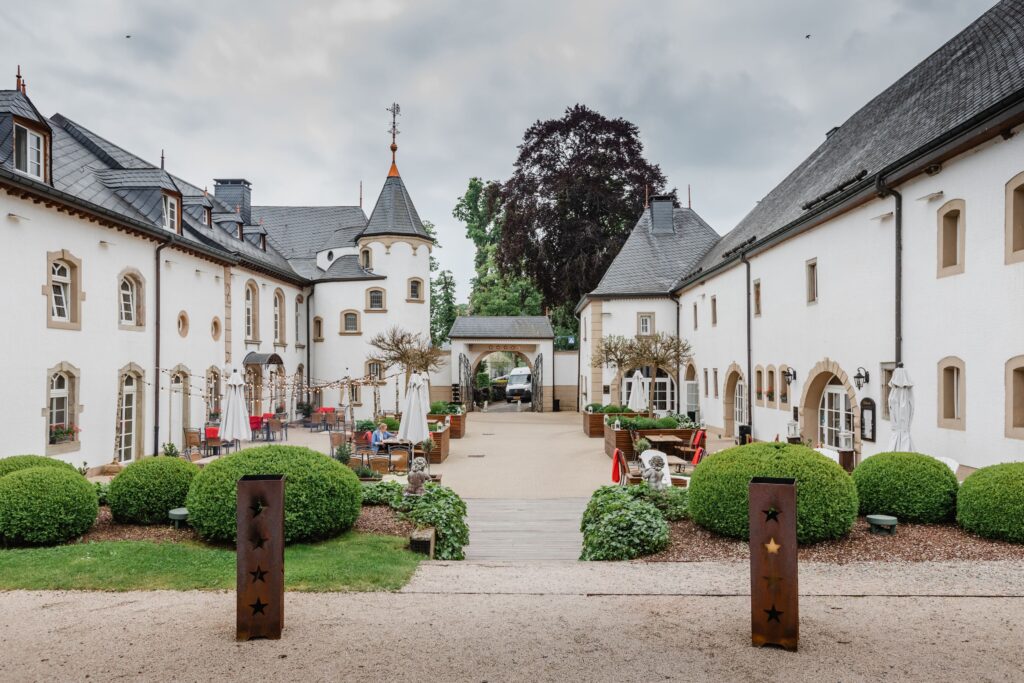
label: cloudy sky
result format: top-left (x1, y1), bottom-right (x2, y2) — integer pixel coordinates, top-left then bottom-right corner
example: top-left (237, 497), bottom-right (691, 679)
top-left (1, 0), bottom-right (994, 300)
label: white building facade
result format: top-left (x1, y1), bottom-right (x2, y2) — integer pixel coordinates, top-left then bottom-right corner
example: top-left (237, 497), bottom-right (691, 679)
top-left (0, 85), bottom-right (431, 468)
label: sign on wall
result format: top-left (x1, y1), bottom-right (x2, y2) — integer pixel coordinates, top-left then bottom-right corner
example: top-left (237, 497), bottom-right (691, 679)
top-left (467, 343), bottom-right (537, 353)
top-left (860, 398), bottom-right (876, 443)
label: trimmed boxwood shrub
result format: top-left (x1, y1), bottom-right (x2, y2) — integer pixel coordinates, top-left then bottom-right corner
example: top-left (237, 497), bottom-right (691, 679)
top-left (0, 455), bottom-right (76, 479)
top-left (362, 481), bottom-right (405, 506)
top-left (0, 467), bottom-right (97, 545)
top-left (957, 463), bottom-right (1024, 543)
top-left (581, 498), bottom-right (668, 560)
top-left (600, 404), bottom-right (626, 414)
top-left (186, 446), bottom-right (362, 544)
top-left (852, 452), bottom-right (958, 523)
top-left (108, 456), bottom-right (198, 524)
top-left (582, 485), bottom-right (690, 533)
top-left (688, 442), bottom-right (858, 544)
top-left (396, 484), bottom-right (469, 560)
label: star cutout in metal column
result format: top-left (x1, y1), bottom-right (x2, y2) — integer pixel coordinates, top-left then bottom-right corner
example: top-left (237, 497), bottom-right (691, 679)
top-left (249, 499), bottom-right (265, 517)
top-left (763, 508), bottom-right (780, 522)
top-left (250, 565), bottom-right (268, 583)
top-left (765, 604), bottom-right (783, 623)
top-left (249, 597), bottom-right (268, 616)
top-left (251, 534), bottom-right (267, 550)
top-left (764, 537), bottom-right (781, 554)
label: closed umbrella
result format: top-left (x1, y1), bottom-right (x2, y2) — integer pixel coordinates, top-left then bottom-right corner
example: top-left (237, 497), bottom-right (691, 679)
top-left (627, 370), bottom-right (648, 412)
top-left (221, 369), bottom-right (250, 445)
top-left (887, 367), bottom-right (915, 452)
top-left (398, 372), bottom-right (429, 446)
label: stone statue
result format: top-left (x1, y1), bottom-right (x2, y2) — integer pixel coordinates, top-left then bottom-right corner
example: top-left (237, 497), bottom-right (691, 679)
top-left (405, 456), bottom-right (430, 496)
top-left (642, 454), bottom-right (668, 491)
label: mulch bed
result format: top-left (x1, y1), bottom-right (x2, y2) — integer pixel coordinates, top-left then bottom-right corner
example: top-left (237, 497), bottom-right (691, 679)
top-left (645, 517), bottom-right (1024, 563)
top-left (75, 505), bottom-right (412, 545)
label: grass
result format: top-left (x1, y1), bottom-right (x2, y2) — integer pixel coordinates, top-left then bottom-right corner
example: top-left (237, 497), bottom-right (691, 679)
top-left (0, 532), bottom-right (421, 592)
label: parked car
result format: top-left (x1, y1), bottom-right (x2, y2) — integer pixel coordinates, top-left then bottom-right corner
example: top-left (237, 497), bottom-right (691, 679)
top-left (505, 367), bottom-right (532, 403)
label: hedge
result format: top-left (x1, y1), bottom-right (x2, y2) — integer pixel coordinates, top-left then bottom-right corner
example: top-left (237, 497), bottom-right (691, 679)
top-left (0, 467), bottom-right (98, 545)
top-left (0, 455), bottom-right (77, 479)
top-left (580, 498), bottom-right (668, 560)
top-left (108, 456), bottom-right (198, 524)
top-left (957, 463), bottom-right (1024, 543)
top-left (852, 452), bottom-right (958, 523)
top-left (395, 484), bottom-right (469, 560)
top-left (607, 416), bottom-right (682, 430)
top-left (185, 446), bottom-right (362, 544)
top-left (688, 442), bottom-right (858, 544)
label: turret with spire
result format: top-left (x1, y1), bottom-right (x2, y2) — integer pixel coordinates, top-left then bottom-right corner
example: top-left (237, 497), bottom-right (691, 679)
top-left (361, 102), bottom-right (430, 240)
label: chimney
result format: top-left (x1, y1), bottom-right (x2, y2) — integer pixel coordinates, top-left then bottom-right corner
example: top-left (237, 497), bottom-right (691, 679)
top-left (649, 195), bottom-right (675, 234)
top-left (213, 179), bottom-right (252, 224)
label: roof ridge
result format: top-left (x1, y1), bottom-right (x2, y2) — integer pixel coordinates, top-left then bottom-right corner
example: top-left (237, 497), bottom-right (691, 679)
top-left (52, 114), bottom-right (156, 170)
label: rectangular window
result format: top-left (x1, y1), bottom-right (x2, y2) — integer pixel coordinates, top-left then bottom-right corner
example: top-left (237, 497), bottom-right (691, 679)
top-left (753, 280), bottom-right (762, 316)
top-left (703, 369), bottom-right (709, 397)
top-left (344, 313), bottom-right (358, 332)
top-left (1013, 367), bottom-right (1024, 430)
top-left (713, 369), bottom-right (719, 398)
top-left (941, 211), bottom-right (960, 269)
top-left (710, 297), bottom-right (717, 326)
top-left (692, 303), bottom-right (698, 330)
top-left (806, 259), bottom-right (818, 303)
top-left (163, 195), bottom-right (179, 231)
top-left (942, 366), bottom-right (960, 420)
top-left (350, 384), bottom-right (361, 404)
top-left (51, 282), bottom-right (69, 321)
top-left (583, 317), bottom-right (587, 342)
top-left (1013, 185), bottom-right (1024, 255)
top-left (368, 362), bottom-right (382, 379)
top-left (638, 313), bottom-right (653, 336)
top-left (369, 290), bottom-right (384, 309)
top-left (14, 124), bottom-right (43, 179)
top-left (880, 362), bottom-right (896, 420)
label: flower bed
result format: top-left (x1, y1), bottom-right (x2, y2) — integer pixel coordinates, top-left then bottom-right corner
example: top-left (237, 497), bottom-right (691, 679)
top-left (426, 425), bottom-right (451, 463)
top-left (428, 412), bottom-right (465, 439)
top-left (604, 424), bottom-right (695, 459)
top-left (583, 411), bottom-right (642, 438)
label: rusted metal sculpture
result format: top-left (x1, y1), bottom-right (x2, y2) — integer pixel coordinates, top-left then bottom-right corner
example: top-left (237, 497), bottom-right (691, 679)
top-left (237, 474), bottom-right (285, 640)
top-left (749, 477), bottom-right (798, 651)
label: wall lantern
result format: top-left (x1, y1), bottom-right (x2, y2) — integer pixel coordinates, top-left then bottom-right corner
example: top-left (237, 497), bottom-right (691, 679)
top-left (782, 368), bottom-right (797, 385)
top-left (853, 367), bottom-right (870, 390)
top-left (786, 421), bottom-right (799, 439)
top-left (838, 430), bottom-right (854, 451)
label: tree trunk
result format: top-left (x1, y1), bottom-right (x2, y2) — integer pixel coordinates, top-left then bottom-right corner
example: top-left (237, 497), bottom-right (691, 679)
top-left (648, 365), bottom-right (658, 418)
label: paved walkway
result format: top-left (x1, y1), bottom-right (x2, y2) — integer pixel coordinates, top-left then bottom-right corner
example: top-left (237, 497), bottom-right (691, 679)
top-left (464, 498), bottom-right (587, 561)
top-left (4, 561), bottom-right (1022, 682)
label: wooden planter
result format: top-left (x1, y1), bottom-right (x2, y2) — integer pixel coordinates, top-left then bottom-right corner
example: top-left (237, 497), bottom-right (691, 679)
top-left (428, 412), bottom-right (465, 439)
top-left (425, 426), bottom-right (451, 464)
top-left (604, 426), bottom-right (696, 459)
top-left (583, 412), bottom-right (642, 438)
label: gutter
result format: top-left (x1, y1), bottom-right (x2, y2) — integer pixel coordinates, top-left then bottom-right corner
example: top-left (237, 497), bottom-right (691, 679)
top-left (740, 251), bottom-right (753, 435)
top-left (675, 296), bottom-right (681, 413)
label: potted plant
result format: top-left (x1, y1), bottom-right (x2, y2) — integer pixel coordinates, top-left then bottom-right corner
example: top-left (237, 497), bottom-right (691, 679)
top-left (352, 464), bottom-right (382, 482)
top-left (424, 422), bottom-right (450, 463)
top-left (765, 390), bottom-right (775, 402)
top-left (208, 410), bottom-right (221, 423)
top-left (427, 401), bottom-right (466, 438)
top-left (48, 423), bottom-right (80, 445)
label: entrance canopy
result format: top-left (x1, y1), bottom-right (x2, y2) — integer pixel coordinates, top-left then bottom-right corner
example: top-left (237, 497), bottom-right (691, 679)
top-left (243, 351), bottom-right (284, 366)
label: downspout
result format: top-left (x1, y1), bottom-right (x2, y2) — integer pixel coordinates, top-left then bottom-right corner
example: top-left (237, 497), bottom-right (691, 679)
top-left (153, 239), bottom-right (171, 455)
top-left (574, 309), bottom-right (582, 410)
top-left (740, 251), bottom-right (753, 434)
top-left (675, 295), bottom-right (682, 413)
top-left (305, 284), bottom-right (314, 405)
top-left (875, 176), bottom-right (903, 365)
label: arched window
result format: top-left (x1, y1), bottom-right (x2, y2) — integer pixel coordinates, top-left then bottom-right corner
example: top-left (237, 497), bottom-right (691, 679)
top-left (206, 367), bottom-right (222, 418)
top-left (365, 288), bottom-right (386, 311)
top-left (360, 247), bottom-right (372, 270)
top-left (1005, 171), bottom-right (1024, 264)
top-left (51, 261), bottom-right (71, 322)
top-left (408, 278), bottom-right (424, 302)
top-left (119, 277), bottom-right (136, 325)
top-left (818, 376), bottom-right (853, 449)
top-left (244, 281), bottom-right (259, 341)
top-left (621, 367), bottom-right (676, 412)
top-left (245, 366), bottom-right (261, 415)
top-left (118, 373), bottom-right (139, 462)
top-left (341, 310), bottom-right (361, 334)
top-left (45, 363), bottom-right (80, 454)
top-left (295, 294), bottom-right (304, 344)
top-left (937, 199), bottom-right (966, 277)
top-left (47, 250), bottom-right (82, 329)
top-left (273, 289), bottom-right (286, 345)
top-left (766, 366), bottom-right (777, 406)
top-left (937, 356), bottom-right (966, 430)
top-left (48, 372), bottom-right (69, 442)
top-left (755, 366), bottom-right (764, 404)
top-left (312, 316), bottom-right (324, 342)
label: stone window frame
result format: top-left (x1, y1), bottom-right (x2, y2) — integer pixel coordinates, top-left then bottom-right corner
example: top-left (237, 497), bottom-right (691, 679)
top-left (206, 366), bottom-right (223, 416)
top-left (176, 310), bottom-right (189, 338)
top-left (211, 316), bottom-right (222, 341)
top-left (272, 288), bottom-right (287, 347)
top-left (937, 198), bottom-right (966, 278)
top-left (1005, 355), bottom-right (1024, 440)
top-left (366, 360), bottom-right (384, 380)
top-left (44, 249), bottom-right (85, 331)
top-left (1005, 171), bottom-right (1024, 265)
top-left (778, 364), bottom-right (791, 409)
top-left (312, 316), bottom-right (324, 342)
top-left (360, 247), bottom-right (373, 270)
top-left (805, 258), bottom-right (818, 304)
top-left (753, 279), bottom-right (762, 317)
top-left (937, 355), bottom-right (966, 431)
top-left (765, 365), bottom-right (777, 408)
top-left (703, 368), bottom-right (709, 397)
top-left (295, 294), bottom-right (305, 347)
top-left (692, 302), bottom-right (698, 330)
top-left (244, 279), bottom-right (260, 342)
top-left (117, 267), bottom-right (146, 331)
top-left (340, 309), bottom-right (362, 335)
top-left (636, 312), bottom-right (655, 337)
top-left (365, 287), bottom-right (387, 313)
top-left (754, 365), bottom-right (764, 405)
top-left (712, 368), bottom-right (719, 399)
top-left (407, 277), bottom-right (425, 303)
top-left (710, 296), bottom-right (718, 327)
top-left (115, 362), bottom-right (146, 463)
top-left (43, 361), bottom-right (82, 456)
top-left (879, 362), bottom-right (896, 420)
top-left (350, 383), bottom-right (363, 407)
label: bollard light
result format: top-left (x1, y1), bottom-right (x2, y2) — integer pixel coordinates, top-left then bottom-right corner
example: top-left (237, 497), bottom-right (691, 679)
top-left (838, 430), bottom-right (854, 451)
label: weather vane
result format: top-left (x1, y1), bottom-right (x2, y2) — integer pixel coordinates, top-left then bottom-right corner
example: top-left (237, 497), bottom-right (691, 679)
top-left (387, 102), bottom-right (401, 146)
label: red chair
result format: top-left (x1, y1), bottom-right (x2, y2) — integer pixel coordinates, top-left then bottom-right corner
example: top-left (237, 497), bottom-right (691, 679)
top-left (677, 429), bottom-right (706, 461)
top-left (611, 448), bottom-right (640, 485)
top-left (678, 447), bottom-right (706, 475)
top-left (249, 415), bottom-right (263, 440)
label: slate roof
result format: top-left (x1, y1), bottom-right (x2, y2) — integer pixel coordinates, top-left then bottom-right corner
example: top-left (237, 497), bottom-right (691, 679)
top-left (588, 207), bottom-right (719, 299)
top-left (449, 316), bottom-right (554, 339)
top-left (363, 174), bottom-right (429, 238)
top-left (687, 0), bottom-right (1024, 279)
top-left (251, 205), bottom-right (368, 259)
top-left (0, 90), bottom-right (45, 123)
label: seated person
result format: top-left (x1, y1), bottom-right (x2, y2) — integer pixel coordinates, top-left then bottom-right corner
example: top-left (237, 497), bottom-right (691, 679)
top-left (370, 423), bottom-right (393, 452)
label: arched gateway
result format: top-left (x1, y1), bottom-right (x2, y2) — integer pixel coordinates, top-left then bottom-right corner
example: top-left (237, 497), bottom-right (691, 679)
top-left (448, 316), bottom-right (555, 412)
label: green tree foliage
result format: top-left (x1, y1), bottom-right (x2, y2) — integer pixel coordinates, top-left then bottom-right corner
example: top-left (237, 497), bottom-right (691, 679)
top-left (430, 269), bottom-right (459, 345)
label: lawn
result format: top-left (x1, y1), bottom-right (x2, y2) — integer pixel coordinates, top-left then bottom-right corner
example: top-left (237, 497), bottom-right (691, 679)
top-left (0, 532), bottom-right (421, 592)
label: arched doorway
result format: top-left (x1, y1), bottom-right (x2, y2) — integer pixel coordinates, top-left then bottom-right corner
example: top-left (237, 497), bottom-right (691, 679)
top-left (723, 363), bottom-right (747, 438)
top-left (682, 361), bottom-right (699, 420)
top-left (620, 366), bottom-right (677, 413)
top-left (471, 350), bottom-right (533, 406)
top-left (167, 365), bottom-right (191, 451)
top-left (799, 359), bottom-right (860, 454)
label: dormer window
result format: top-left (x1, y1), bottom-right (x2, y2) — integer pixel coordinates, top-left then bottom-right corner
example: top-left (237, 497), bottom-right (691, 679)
top-left (14, 123), bottom-right (44, 180)
top-left (260, 234), bottom-right (267, 251)
top-left (236, 224), bottom-right (243, 240)
top-left (162, 194), bottom-right (179, 233)
top-left (202, 207), bottom-right (211, 226)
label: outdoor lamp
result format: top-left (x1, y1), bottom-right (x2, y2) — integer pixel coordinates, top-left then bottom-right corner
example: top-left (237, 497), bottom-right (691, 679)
top-left (787, 421), bottom-right (799, 439)
top-left (854, 367), bottom-right (870, 389)
top-left (838, 430), bottom-right (854, 451)
top-left (782, 368), bottom-right (797, 385)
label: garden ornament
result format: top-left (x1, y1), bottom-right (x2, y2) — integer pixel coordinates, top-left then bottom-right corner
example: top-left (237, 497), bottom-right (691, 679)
top-left (642, 454), bottom-right (668, 491)
top-left (405, 456), bottom-right (430, 496)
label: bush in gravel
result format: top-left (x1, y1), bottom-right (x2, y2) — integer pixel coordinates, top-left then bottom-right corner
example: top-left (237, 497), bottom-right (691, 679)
top-left (0, 466), bottom-right (98, 545)
top-left (186, 446), bottom-right (361, 544)
top-left (108, 456), bottom-right (198, 524)
top-left (362, 481), bottom-right (405, 507)
top-left (0, 455), bottom-right (76, 479)
top-left (688, 442), bottom-right (858, 544)
top-left (580, 498), bottom-right (669, 561)
top-left (852, 452), bottom-right (958, 523)
top-left (94, 481), bottom-right (110, 506)
top-left (957, 463), bottom-right (1024, 543)
top-left (582, 485), bottom-right (689, 533)
top-left (396, 484), bottom-right (469, 560)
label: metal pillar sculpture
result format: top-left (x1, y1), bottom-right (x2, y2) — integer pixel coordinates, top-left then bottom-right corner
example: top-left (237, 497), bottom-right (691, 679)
top-left (749, 477), bottom-right (798, 651)
top-left (237, 474), bottom-right (285, 640)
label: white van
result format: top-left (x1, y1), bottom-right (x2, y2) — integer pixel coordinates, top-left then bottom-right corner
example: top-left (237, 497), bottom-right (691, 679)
top-left (505, 366), bottom-right (532, 403)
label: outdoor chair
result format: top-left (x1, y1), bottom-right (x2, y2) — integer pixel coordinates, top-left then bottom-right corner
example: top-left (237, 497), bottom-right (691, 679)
top-left (388, 444), bottom-right (412, 473)
top-left (612, 447), bottom-right (641, 485)
top-left (249, 416), bottom-right (264, 440)
top-left (324, 412), bottom-right (338, 432)
top-left (308, 412), bottom-right (324, 432)
top-left (183, 428), bottom-right (203, 458)
top-left (368, 455), bottom-right (391, 476)
top-left (353, 446), bottom-right (375, 469)
top-left (267, 418), bottom-right (284, 441)
top-left (676, 447), bottom-right (706, 475)
top-left (677, 429), bottom-right (706, 461)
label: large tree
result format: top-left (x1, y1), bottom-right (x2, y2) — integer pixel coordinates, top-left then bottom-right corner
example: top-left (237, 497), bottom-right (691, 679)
top-left (498, 105), bottom-right (675, 310)
top-left (593, 332), bottom-right (692, 417)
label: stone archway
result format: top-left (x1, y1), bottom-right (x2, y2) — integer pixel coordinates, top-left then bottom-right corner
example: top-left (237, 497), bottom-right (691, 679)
top-left (723, 362), bottom-right (745, 438)
top-left (799, 358), bottom-right (861, 455)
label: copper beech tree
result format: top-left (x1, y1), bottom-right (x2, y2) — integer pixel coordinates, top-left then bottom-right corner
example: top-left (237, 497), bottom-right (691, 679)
top-left (593, 333), bottom-right (692, 417)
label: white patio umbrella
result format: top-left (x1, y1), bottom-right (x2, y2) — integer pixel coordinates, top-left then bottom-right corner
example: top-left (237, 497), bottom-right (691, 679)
top-left (398, 372), bottom-right (429, 446)
top-left (887, 366), bottom-right (915, 452)
top-left (627, 370), bottom-right (648, 412)
top-left (221, 369), bottom-right (251, 444)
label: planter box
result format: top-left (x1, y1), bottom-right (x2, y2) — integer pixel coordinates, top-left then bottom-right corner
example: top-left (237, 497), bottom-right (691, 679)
top-left (604, 425), bottom-right (695, 459)
top-left (428, 412), bottom-right (465, 439)
top-left (426, 426), bottom-right (451, 463)
top-left (583, 412), bottom-right (642, 438)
